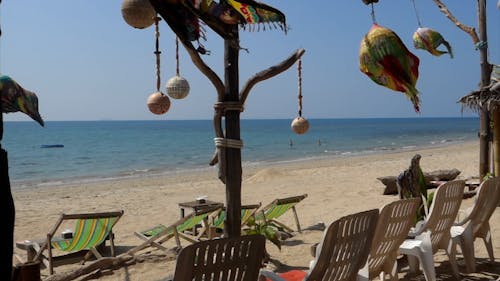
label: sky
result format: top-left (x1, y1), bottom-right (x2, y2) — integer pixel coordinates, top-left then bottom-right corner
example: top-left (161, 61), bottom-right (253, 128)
top-left (1, 0), bottom-right (499, 121)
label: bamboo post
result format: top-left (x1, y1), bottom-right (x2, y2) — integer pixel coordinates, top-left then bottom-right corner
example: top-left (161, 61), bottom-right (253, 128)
top-left (223, 30), bottom-right (242, 238)
top-left (432, 0), bottom-right (492, 179)
top-left (478, 0), bottom-right (493, 178)
top-left (493, 111), bottom-right (500, 176)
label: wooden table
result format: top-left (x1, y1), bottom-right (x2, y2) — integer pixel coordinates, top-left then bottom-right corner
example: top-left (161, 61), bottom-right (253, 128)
top-left (178, 199), bottom-right (223, 218)
top-left (178, 199), bottom-right (223, 236)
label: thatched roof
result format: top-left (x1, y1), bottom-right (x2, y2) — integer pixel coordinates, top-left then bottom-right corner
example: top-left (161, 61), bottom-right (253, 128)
top-left (459, 82), bottom-right (500, 112)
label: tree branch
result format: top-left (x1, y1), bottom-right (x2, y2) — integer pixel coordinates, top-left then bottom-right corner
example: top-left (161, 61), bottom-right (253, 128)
top-left (240, 48), bottom-right (305, 104)
top-left (149, 0), bottom-right (225, 100)
top-left (181, 39), bottom-right (225, 100)
top-left (432, 0), bottom-right (480, 44)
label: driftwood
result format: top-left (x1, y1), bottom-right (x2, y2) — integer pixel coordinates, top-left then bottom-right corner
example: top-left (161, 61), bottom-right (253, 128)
top-left (378, 168), bottom-right (461, 195)
top-left (396, 154), bottom-right (423, 199)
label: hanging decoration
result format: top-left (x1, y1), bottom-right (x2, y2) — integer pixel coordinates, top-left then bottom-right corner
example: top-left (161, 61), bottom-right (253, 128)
top-left (121, 0), bottom-right (156, 29)
top-left (150, 0), bottom-right (287, 52)
top-left (147, 17), bottom-right (171, 115)
top-left (291, 59), bottom-right (309, 135)
top-left (224, 0), bottom-right (286, 31)
top-left (359, 24), bottom-right (421, 113)
top-left (410, 0), bottom-right (453, 58)
top-left (166, 37), bottom-right (190, 99)
top-left (0, 76), bottom-right (44, 126)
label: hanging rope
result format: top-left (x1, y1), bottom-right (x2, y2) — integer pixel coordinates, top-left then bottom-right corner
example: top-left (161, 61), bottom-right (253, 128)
top-left (411, 0), bottom-right (423, 27)
top-left (154, 16), bottom-right (161, 92)
top-left (175, 37), bottom-right (180, 76)
top-left (370, 3), bottom-right (377, 24)
top-left (297, 58), bottom-right (303, 117)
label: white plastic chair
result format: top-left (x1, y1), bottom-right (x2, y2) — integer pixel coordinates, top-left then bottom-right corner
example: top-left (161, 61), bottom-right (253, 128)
top-left (260, 209), bottom-right (379, 281)
top-left (450, 177), bottom-right (500, 273)
top-left (358, 198), bottom-right (421, 281)
top-left (398, 180), bottom-right (465, 281)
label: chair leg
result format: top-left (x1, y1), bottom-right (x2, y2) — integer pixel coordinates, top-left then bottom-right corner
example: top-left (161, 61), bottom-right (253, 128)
top-left (357, 262), bottom-right (369, 281)
top-left (109, 231), bottom-right (116, 257)
top-left (417, 250), bottom-right (437, 281)
top-left (291, 206), bottom-right (301, 232)
top-left (47, 235), bottom-right (54, 275)
top-left (482, 231), bottom-right (495, 262)
top-left (459, 227), bottom-right (476, 273)
top-left (446, 240), bottom-right (461, 279)
top-left (478, 222), bottom-right (495, 262)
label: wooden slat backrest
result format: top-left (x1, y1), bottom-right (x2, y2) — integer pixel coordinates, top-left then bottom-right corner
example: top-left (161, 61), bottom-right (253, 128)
top-left (173, 234), bottom-right (266, 281)
top-left (307, 209), bottom-right (379, 281)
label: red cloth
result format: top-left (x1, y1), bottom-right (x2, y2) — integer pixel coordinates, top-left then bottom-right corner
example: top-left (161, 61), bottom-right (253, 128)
top-left (265, 270), bottom-right (307, 281)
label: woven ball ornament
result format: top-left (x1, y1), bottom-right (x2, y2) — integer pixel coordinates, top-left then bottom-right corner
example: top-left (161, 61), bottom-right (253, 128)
top-left (166, 75), bottom-right (190, 99)
top-left (121, 0), bottom-right (156, 29)
top-left (147, 92), bottom-right (171, 115)
top-left (291, 117), bottom-right (309, 135)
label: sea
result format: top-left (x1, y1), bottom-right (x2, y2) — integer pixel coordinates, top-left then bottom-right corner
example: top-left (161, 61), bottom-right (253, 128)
top-left (1, 118), bottom-right (479, 189)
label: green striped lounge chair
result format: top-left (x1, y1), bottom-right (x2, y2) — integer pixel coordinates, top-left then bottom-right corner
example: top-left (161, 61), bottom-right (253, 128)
top-left (31, 210), bottom-right (124, 275)
top-left (206, 203), bottom-right (261, 238)
top-left (133, 206), bottom-right (220, 253)
top-left (255, 194), bottom-right (308, 233)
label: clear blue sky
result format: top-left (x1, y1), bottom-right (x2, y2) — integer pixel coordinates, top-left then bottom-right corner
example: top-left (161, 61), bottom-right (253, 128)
top-left (1, 0), bottom-right (499, 121)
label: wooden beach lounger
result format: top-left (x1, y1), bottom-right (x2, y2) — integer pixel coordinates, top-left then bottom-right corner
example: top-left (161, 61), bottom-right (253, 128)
top-left (255, 194), bottom-right (307, 233)
top-left (133, 206), bottom-right (220, 252)
top-left (16, 210), bottom-right (124, 275)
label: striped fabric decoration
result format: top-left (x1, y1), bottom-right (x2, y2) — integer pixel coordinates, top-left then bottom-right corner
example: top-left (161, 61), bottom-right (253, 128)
top-left (53, 217), bottom-right (118, 252)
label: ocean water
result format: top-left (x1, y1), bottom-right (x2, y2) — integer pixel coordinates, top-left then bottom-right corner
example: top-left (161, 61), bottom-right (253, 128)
top-left (1, 118), bottom-right (479, 189)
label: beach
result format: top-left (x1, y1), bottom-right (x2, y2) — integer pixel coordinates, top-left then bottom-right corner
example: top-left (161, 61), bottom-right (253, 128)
top-left (12, 140), bottom-right (500, 280)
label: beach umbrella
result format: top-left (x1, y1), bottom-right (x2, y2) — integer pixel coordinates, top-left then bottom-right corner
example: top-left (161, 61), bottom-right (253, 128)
top-left (0, 75), bottom-right (44, 126)
top-left (359, 24), bottom-right (421, 113)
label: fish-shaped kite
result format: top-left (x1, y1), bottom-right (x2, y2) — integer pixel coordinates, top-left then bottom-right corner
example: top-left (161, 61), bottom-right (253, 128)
top-left (0, 75), bottom-right (44, 126)
top-left (413, 27), bottom-right (453, 58)
top-left (359, 24), bottom-right (421, 113)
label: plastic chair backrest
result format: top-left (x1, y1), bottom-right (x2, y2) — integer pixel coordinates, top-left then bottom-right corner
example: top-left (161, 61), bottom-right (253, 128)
top-left (423, 180), bottom-right (465, 252)
top-left (466, 177), bottom-right (500, 236)
top-left (367, 198), bottom-right (421, 278)
top-left (307, 209), bottom-right (379, 281)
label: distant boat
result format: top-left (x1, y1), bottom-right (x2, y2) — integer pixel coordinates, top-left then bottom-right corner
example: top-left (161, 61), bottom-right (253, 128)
top-left (40, 144), bottom-right (64, 148)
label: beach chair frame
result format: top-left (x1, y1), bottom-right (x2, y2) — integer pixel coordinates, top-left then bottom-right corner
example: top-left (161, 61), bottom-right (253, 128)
top-left (256, 194), bottom-right (307, 233)
top-left (22, 210), bottom-right (124, 275)
top-left (132, 206), bottom-right (220, 253)
top-left (206, 203), bottom-right (261, 238)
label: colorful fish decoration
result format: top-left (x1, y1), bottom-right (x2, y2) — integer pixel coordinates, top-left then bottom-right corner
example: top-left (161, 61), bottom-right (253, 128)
top-left (225, 0), bottom-right (286, 31)
top-left (0, 76), bottom-right (44, 126)
top-left (413, 27), bottom-right (453, 58)
top-left (359, 24), bottom-right (421, 112)
top-left (150, 0), bottom-right (286, 53)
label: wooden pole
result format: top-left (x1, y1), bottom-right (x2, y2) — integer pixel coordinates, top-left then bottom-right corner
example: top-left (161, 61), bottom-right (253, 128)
top-left (493, 111), bottom-right (500, 177)
top-left (478, 0), bottom-right (492, 179)
top-left (223, 28), bottom-right (242, 238)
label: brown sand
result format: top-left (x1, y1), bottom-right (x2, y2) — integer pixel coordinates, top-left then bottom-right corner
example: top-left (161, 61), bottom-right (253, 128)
top-left (12, 141), bottom-right (500, 280)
